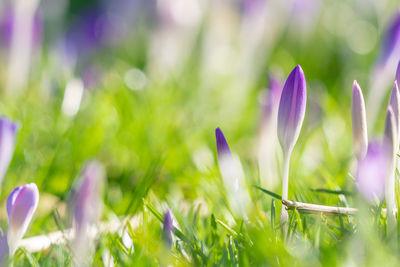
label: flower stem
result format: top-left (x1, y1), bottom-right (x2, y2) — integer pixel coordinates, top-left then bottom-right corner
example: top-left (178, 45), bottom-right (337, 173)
top-left (282, 151), bottom-right (291, 200)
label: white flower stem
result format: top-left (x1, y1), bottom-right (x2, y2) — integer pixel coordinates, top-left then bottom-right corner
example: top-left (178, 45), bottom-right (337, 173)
top-left (282, 151), bottom-right (291, 201)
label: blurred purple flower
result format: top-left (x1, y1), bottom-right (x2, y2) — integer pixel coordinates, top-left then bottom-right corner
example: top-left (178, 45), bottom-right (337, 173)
top-left (162, 210), bottom-right (173, 247)
top-left (7, 183), bottom-right (39, 255)
top-left (356, 142), bottom-right (389, 202)
top-left (0, 117), bottom-right (19, 185)
top-left (351, 81), bottom-right (368, 160)
top-left (0, 235), bottom-right (8, 264)
top-left (384, 107), bottom-right (397, 157)
top-left (71, 160), bottom-right (105, 263)
top-left (0, 7), bottom-right (42, 48)
top-left (378, 10), bottom-right (400, 68)
top-left (72, 161), bottom-right (105, 232)
top-left (396, 60), bottom-right (400, 83)
top-left (277, 65), bottom-right (307, 155)
top-left (262, 74), bottom-right (283, 121)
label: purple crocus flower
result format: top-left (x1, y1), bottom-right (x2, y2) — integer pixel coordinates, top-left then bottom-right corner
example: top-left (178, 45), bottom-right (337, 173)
top-left (7, 183), bottom-right (39, 255)
top-left (277, 65), bottom-right (307, 156)
top-left (0, 118), bottom-right (19, 185)
top-left (356, 142), bottom-right (389, 202)
top-left (162, 210), bottom-right (173, 247)
top-left (277, 65), bottom-right (307, 203)
top-left (71, 160), bottom-right (105, 263)
top-left (215, 128), bottom-right (239, 193)
top-left (215, 128), bottom-right (248, 216)
top-left (351, 81), bottom-right (368, 160)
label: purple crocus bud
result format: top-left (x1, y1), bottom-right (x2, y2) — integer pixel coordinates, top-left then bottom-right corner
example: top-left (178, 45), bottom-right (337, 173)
top-left (6, 183), bottom-right (39, 255)
top-left (388, 81), bottom-right (400, 143)
top-left (351, 81), bottom-right (368, 160)
top-left (215, 128), bottom-right (249, 216)
top-left (71, 160), bottom-right (105, 263)
top-left (277, 65), bottom-right (307, 155)
top-left (356, 142), bottom-right (389, 202)
top-left (0, 117), bottom-right (18, 185)
top-left (162, 210), bottom-right (173, 247)
top-left (215, 128), bottom-right (239, 193)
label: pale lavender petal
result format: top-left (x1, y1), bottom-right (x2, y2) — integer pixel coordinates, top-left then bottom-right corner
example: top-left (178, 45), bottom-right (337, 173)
top-left (7, 186), bottom-right (22, 217)
top-left (277, 65), bottom-right (307, 154)
top-left (0, 117), bottom-right (19, 185)
top-left (351, 81), bottom-right (368, 159)
top-left (396, 60), bottom-right (400, 83)
top-left (356, 142), bottom-right (389, 201)
top-left (162, 210), bottom-right (173, 247)
top-left (7, 183), bottom-right (39, 255)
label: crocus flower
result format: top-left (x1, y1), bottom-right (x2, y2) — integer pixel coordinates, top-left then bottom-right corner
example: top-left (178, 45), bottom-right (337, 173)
top-left (277, 65), bottom-right (307, 200)
top-left (356, 142), bottom-right (389, 202)
top-left (71, 160), bottom-right (105, 264)
top-left (384, 108), bottom-right (398, 230)
top-left (215, 128), bottom-right (248, 217)
top-left (351, 81), bottom-right (368, 160)
top-left (7, 183), bottom-right (39, 255)
top-left (162, 210), bottom-right (173, 247)
top-left (388, 81), bottom-right (400, 143)
top-left (277, 65), bottom-right (307, 157)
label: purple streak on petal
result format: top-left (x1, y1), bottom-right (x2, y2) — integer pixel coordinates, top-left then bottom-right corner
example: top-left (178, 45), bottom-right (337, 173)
top-left (277, 65), bottom-right (307, 154)
top-left (7, 186), bottom-right (22, 218)
top-left (162, 210), bottom-right (173, 247)
top-left (356, 142), bottom-right (389, 201)
top-left (0, 117), bottom-right (19, 185)
top-left (351, 81), bottom-right (368, 159)
top-left (215, 128), bottom-right (232, 158)
top-left (379, 10), bottom-right (400, 68)
top-left (7, 183), bottom-right (39, 254)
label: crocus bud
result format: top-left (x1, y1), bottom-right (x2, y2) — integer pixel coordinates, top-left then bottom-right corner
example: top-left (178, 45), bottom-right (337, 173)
top-left (356, 142), bottom-right (389, 202)
top-left (215, 128), bottom-right (239, 193)
top-left (71, 160), bottom-right (105, 264)
top-left (215, 128), bottom-right (248, 216)
top-left (351, 81), bottom-right (368, 160)
top-left (388, 81), bottom-right (400, 143)
top-left (277, 65), bottom-right (307, 155)
top-left (0, 117), bottom-right (18, 185)
top-left (384, 107), bottom-right (397, 157)
top-left (162, 210), bottom-right (173, 247)
top-left (6, 183), bottom-right (39, 255)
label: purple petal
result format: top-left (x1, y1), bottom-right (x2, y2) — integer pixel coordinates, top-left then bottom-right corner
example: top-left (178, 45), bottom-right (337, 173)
top-left (215, 128), bottom-right (232, 158)
top-left (396, 60), bottom-right (400, 83)
top-left (277, 65), bottom-right (307, 154)
top-left (7, 186), bottom-right (22, 218)
top-left (379, 11), bottom-right (400, 68)
top-left (356, 142), bottom-right (389, 201)
top-left (351, 81), bottom-right (368, 159)
top-left (162, 210), bottom-right (173, 247)
top-left (7, 183), bottom-right (39, 254)
top-left (0, 117), bottom-right (19, 185)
